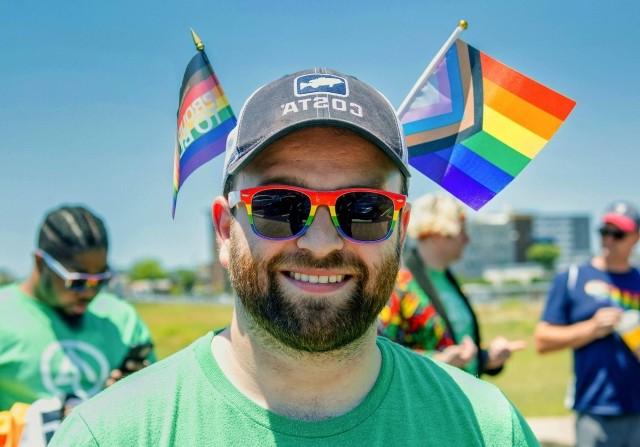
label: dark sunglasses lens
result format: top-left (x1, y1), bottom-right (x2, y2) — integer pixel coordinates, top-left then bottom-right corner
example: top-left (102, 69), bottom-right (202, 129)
top-left (67, 278), bottom-right (109, 292)
top-left (335, 192), bottom-right (395, 241)
top-left (599, 227), bottom-right (626, 240)
top-left (251, 189), bottom-right (311, 238)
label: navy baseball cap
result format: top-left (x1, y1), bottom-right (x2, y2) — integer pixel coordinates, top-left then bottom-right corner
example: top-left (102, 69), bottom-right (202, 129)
top-left (223, 68), bottom-right (410, 187)
top-left (602, 201), bottom-right (640, 233)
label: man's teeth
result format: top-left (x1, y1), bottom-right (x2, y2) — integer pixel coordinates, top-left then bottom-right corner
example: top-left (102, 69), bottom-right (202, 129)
top-left (288, 272), bottom-right (345, 283)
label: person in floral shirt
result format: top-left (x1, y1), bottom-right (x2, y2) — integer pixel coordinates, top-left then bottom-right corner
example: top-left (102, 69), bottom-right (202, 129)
top-left (379, 269), bottom-right (454, 352)
top-left (379, 193), bottom-right (525, 375)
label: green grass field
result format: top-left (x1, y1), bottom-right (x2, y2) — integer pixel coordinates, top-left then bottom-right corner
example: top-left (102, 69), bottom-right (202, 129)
top-left (135, 299), bottom-right (571, 417)
top-left (135, 302), bottom-right (233, 359)
top-left (476, 300), bottom-right (571, 417)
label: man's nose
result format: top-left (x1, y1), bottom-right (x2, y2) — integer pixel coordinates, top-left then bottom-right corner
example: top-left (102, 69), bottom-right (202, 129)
top-left (296, 206), bottom-right (345, 256)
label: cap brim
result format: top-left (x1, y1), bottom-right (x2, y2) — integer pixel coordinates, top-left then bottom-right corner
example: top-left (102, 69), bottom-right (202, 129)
top-left (602, 213), bottom-right (638, 232)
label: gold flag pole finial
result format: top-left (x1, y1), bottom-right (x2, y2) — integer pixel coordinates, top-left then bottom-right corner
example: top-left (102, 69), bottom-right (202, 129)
top-left (458, 19), bottom-right (468, 30)
top-left (191, 28), bottom-right (205, 51)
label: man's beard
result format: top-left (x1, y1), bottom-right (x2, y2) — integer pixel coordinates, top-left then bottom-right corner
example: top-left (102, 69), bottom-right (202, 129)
top-left (54, 308), bottom-right (85, 329)
top-left (40, 274), bottom-right (85, 329)
top-left (229, 232), bottom-right (401, 353)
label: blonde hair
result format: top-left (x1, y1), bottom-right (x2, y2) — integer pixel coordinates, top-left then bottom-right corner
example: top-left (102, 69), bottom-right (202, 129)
top-left (408, 193), bottom-right (466, 239)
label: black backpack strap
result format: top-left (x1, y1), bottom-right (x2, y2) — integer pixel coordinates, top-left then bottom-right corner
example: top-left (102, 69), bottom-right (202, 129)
top-left (403, 246), bottom-right (456, 341)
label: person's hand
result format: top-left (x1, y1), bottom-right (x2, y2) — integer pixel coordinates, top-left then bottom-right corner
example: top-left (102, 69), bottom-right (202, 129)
top-left (485, 337), bottom-right (527, 370)
top-left (434, 336), bottom-right (478, 368)
top-left (105, 358), bottom-right (150, 387)
top-left (589, 307), bottom-right (623, 339)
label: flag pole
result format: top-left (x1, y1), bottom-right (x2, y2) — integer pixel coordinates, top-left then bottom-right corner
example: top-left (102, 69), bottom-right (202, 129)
top-left (397, 20), bottom-right (468, 118)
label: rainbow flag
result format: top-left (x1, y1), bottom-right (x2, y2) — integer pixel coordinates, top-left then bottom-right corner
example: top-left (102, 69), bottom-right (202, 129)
top-left (172, 47), bottom-right (236, 217)
top-left (399, 39), bottom-right (576, 210)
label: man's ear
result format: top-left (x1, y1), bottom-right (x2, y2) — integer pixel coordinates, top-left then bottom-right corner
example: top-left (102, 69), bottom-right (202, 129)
top-left (212, 197), bottom-right (233, 269)
top-left (399, 203), bottom-right (411, 248)
top-left (34, 253), bottom-right (45, 274)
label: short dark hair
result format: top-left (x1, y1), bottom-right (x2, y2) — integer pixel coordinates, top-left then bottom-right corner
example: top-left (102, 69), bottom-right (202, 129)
top-left (38, 205), bottom-right (109, 260)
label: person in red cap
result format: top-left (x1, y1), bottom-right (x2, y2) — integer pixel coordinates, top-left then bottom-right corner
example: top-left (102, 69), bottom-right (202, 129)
top-left (535, 201), bottom-right (640, 447)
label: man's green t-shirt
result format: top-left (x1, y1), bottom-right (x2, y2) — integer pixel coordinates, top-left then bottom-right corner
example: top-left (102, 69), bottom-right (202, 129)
top-left (428, 268), bottom-right (478, 374)
top-left (51, 333), bottom-right (538, 446)
top-left (0, 284), bottom-right (155, 410)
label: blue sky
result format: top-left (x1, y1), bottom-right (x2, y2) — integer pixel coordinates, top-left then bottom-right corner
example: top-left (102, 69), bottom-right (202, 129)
top-left (1, 1), bottom-right (638, 277)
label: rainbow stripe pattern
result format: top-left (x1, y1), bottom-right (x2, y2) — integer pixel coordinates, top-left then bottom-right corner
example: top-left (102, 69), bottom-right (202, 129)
top-left (172, 50), bottom-right (236, 217)
top-left (229, 186), bottom-right (406, 243)
top-left (609, 285), bottom-right (640, 311)
top-left (400, 39), bottom-right (576, 210)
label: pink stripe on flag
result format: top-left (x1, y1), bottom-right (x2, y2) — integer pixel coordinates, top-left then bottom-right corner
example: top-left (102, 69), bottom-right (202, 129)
top-left (178, 75), bottom-right (219, 123)
top-left (401, 102), bottom-right (453, 122)
top-left (401, 59), bottom-right (453, 122)
top-left (436, 57), bottom-right (452, 100)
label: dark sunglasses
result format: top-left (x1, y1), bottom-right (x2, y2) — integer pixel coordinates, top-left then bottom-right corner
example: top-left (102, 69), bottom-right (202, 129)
top-left (36, 249), bottom-right (112, 292)
top-left (598, 227), bottom-right (628, 241)
top-left (229, 185), bottom-right (407, 243)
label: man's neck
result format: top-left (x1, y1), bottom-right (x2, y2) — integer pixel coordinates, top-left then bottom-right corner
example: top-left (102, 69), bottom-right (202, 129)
top-left (211, 306), bottom-right (381, 421)
top-left (19, 271), bottom-right (39, 298)
top-left (592, 254), bottom-right (631, 273)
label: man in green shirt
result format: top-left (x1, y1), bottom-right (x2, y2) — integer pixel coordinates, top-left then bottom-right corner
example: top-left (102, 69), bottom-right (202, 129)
top-left (52, 69), bottom-right (538, 446)
top-left (0, 205), bottom-right (154, 414)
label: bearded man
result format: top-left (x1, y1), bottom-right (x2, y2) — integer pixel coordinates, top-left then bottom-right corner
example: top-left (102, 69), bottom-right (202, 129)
top-left (52, 69), bottom-right (537, 446)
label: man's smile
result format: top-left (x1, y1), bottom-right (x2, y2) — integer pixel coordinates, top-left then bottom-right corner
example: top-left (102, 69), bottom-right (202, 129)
top-left (280, 269), bottom-right (353, 293)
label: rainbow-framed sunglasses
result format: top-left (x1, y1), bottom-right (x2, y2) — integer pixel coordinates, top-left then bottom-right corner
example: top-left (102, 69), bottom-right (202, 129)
top-left (228, 185), bottom-right (407, 243)
top-left (36, 249), bottom-right (112, 291)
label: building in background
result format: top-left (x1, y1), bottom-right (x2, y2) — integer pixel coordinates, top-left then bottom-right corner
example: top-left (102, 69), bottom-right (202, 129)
top-left (455, 211), bottom-right (591, 279)
top-left (532, 215), bottom-right (591, 270)
top-left (512, 214), bottom-right (534, 263)
top-left (456, 212), bottom-right (516, 278)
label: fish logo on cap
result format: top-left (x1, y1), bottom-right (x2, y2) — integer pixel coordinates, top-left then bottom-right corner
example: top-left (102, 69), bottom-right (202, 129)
top-left (295, 74), bottom-right (348, 97)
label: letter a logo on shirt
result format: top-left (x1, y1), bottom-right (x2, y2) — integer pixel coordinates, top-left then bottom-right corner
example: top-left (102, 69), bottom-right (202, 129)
top-left (40, 340), bottom-right (110, 400)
